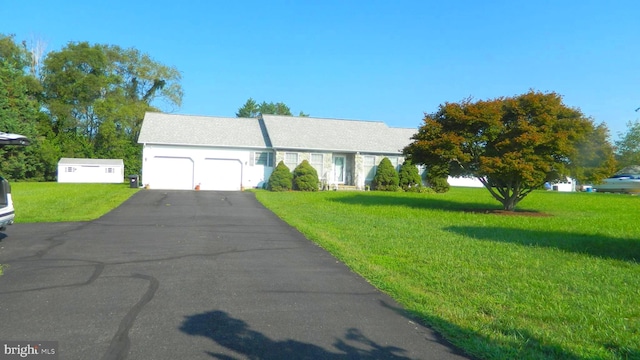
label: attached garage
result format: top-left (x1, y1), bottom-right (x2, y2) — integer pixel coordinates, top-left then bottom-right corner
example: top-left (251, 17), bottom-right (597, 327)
top-left (138, 113), bottom-right (271, 191)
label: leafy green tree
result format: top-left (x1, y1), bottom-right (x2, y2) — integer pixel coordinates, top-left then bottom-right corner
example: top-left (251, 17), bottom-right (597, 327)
top-left (292, 160), bottom-right (319, 191)
top-left (267, 161), bottom-right (293, 191)
top-left (40, 42), bottom-right (182, 177)
top-left (372, 157), bottom-right (399, 191)
top-left (398, 159), bottom-right (422, 190)
top-left (615, 120), bottom-right (640, 168)
top-left (425, 164), bottom-right (450, 193)
top-left (572, 122), bottom-right (617, 183)
top-left (236, 98), bottom-right (260, 117)
top-left (236, 98), bottom-right (307, 117)
top-left (0, 34), bottom-right (31, 69)
top-left (405, 91), bottom-right (615, 210)
top-left (0, 34), bottom-right (46, 180)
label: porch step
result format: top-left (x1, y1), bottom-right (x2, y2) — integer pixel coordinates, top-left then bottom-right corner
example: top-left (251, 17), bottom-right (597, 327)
top-left (337, 185), bottom-right (359, 191)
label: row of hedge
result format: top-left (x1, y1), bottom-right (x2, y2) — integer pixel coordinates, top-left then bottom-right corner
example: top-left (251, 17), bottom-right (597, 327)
top-left (267, 160), bottom-right (319, 191)
top-left (266, 157), bottom-right (449, 193)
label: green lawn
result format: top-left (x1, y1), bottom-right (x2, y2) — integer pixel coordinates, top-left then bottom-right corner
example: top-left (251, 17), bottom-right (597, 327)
top-left (11, 182), bottom-right (139, 223)
top-left (254, 188), bottom-right (640, 360)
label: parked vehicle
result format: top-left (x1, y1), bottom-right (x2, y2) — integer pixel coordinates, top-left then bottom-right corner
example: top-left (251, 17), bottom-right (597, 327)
top-left (0, 132), bottom-right (30, 230)
top-left (593, 166), bottom-right (640, 194)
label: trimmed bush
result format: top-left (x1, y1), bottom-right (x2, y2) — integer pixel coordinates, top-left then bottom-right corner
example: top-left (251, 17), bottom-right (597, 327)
top-left (267, 161), bottom-right (293, 191)
top-left (425, 164), bottom-right (450, 193)
top-left (398, 159), bottom-right (422, 191)
top-left (293, 160), bottom-right (320, 191)
top-left (372, 157), bottom-right (399, 191)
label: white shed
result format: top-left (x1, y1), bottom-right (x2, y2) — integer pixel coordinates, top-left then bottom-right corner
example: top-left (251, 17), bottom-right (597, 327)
top-left (57, 158), bottom-right (124, 183)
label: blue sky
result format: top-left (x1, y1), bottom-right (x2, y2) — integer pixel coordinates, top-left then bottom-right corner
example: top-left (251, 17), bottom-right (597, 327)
top-left (2, 0), bottom-right (639, 140)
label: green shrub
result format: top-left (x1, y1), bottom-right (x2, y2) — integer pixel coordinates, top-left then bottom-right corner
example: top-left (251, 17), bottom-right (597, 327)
top-left (425, 164), bottom-right (450, 193)
top-left (372, 157), bottom-right (399, 191)
top-left (267, 161), bottom-right (293, 191)
top-left (398, 159), bottom-right (422, 191)
top-left (293, 160), bottom-right (319, 191)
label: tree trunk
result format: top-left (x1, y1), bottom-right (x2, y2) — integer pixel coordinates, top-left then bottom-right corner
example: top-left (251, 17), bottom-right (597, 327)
top-left (502, 194), bottom-right (519, 211)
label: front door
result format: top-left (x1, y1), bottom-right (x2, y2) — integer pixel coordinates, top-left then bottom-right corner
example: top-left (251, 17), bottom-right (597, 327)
top-left (333, 156), bottom-right (345, 184)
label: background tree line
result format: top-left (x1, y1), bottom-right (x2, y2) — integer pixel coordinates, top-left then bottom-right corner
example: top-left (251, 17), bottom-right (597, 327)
top-left (0, 34), bottom-right (182, 181)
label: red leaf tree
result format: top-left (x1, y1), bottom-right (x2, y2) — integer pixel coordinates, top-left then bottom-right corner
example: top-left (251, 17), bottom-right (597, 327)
top-left (404, 91), bottom-right (616, 211)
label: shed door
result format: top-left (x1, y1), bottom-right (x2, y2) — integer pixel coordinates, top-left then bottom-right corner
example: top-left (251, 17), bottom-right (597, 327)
top-left (150, 157), bottom-right (194, 190)
top-left (201, 159), bottom-right (242, 191)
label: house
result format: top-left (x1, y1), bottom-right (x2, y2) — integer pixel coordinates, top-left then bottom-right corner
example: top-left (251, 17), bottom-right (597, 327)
top-left (137, 112), bottom-right (416, 191)
top-left (57, 158), bottom-right (124, 183)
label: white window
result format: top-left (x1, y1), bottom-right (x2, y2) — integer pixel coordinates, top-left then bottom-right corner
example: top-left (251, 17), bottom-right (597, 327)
top-left (364, 156), bottom-right (376, 180)
top-left (254, 152), bottom-right (273, 167)
top-left (105, 167), bottom-right (115, 174)
top-left (65, 167), bottom-right (76, 173)
top-left (284, 152), bottom-right (298, 170)
top-left (310, 153), bottom-right (324, 179)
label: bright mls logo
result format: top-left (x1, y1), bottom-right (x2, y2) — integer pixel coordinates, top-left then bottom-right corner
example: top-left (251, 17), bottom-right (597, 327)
top-left (0, 341), bottom-right (58, 359)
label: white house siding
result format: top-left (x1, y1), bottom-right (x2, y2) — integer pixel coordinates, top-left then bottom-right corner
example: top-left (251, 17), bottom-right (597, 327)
top-left (447, 176), bottom-right (485, 188)
top-left (142, 144), bottom-right (273, 191)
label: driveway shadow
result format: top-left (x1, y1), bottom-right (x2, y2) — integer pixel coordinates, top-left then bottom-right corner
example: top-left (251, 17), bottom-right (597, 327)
top-left (445, 226), bottom-right (639, 262)
top-left (180, 310), bottom-right (415, 359)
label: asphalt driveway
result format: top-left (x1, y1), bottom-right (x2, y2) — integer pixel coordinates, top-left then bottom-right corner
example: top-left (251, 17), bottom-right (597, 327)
top-left (0, 190), bottom-right (470, 360)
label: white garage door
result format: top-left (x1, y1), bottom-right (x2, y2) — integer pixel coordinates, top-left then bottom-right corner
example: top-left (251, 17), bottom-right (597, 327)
top-left (150, 157), bottom-right (194, 190)
top-left (201, 159), bottom-right (242, 191)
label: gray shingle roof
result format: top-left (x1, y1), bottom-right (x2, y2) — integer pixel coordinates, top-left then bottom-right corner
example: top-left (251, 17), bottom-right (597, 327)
top-left (261, 114), bottom-right (417, 154)
top-left (137, 112), bottom-right (418, 154)
top-left (137, 112), bottom-right (270, 148)
top-left (59, 158), bottom-right (124, 166)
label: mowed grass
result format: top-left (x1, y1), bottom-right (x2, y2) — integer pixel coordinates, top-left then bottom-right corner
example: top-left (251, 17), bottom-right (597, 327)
top-left (11, 182), bottom-right (139, 223)
top-left (255, 188), bottom-right (640, 360)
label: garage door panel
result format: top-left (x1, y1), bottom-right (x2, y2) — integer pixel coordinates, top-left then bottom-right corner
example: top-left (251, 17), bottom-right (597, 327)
top-left (202, 159), bottom-right (242, 191)
top-left (151, 157), bottom-right (194, 190)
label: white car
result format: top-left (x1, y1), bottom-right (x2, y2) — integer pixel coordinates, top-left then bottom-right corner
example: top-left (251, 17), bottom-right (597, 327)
top-left (0, 132), bottom-right (30, 230)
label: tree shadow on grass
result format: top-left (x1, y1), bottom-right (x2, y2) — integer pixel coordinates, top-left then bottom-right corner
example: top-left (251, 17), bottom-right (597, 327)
top-left (179, 310), bottom-right (416, 359)
top-left (379, 301), bottom-right (640, 360)
top-left (445, 226), bottom-right (639, 262)
top-left (327, 193), bottom-right (543, 215)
